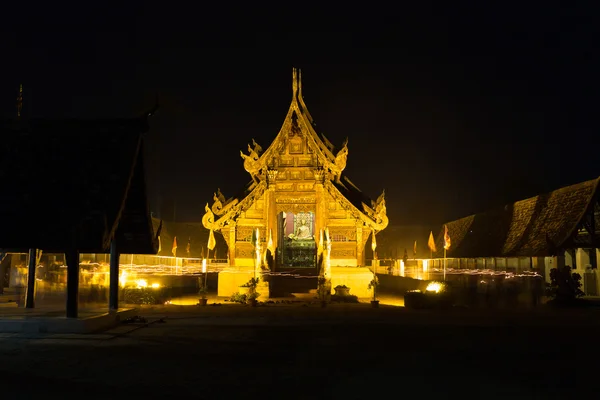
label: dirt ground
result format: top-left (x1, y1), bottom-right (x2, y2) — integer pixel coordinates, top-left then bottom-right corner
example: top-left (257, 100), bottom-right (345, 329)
top-left (1, 303), bottom-right (599, 399)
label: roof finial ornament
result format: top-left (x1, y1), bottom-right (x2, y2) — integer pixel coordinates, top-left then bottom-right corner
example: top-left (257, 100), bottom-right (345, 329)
top-left (298, 69), bottom-right (303, 99)
top-left (292, 67), bottom-right (298, 101)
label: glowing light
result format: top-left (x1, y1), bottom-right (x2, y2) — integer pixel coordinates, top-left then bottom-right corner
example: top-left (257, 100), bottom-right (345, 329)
top-left (202, 258), bottom-right (207, 273)
top-left (425, 281), bottom-right (445, 293)
top-left (119, 270), bottom-right (128, 288)
top-left (400, 259), bottom-right (405, 277)
top-left (423, 259), bottom-right (428, 272)
top-left (135, 279), bottom-right (148, 288)
top-left (151, 283), bottom-right (160, 288)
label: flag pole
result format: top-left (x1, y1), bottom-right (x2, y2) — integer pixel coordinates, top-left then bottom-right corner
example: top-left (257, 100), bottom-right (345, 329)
top-left (443, 247), bottom-right (447, 281)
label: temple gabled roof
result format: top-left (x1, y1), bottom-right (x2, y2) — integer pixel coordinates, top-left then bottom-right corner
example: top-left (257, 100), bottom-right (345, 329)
top-left (0, 115), bottom-right (160, 254)
top-left (203, 68), bottom-right (389, 233)
top-left (434, 177), bottom-right (600, 258)
top-left (238, 68), bottom-right (344, 177)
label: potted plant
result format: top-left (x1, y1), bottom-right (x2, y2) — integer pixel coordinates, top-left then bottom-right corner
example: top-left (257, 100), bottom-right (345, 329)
top-left (198, 285), bottom-right (208, 306)
top-left (243, 277), bottom-right (260, 307)
top-left (247, 290), bottom-right (260, 307)
top-left (334, 284), bottom-right (350, 296)
top-left (368, 275), bottom-right (380, 308)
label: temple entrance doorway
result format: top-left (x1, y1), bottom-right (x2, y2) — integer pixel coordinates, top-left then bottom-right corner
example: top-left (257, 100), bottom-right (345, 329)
top-left (276, 211), bottom-right (317, 270)
top-left (272, 211), bottom-right (318, 297)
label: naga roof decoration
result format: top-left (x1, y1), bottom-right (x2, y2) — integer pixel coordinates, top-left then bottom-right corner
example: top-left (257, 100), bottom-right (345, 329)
top-left (203, 68), bottom-right (388, 232)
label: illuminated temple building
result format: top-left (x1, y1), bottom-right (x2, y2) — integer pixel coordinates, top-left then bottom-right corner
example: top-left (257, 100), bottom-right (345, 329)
top-left (202, 69), bottom-right (389, 297)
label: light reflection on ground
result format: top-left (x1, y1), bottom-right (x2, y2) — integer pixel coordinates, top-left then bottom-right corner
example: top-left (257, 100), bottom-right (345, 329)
top-left (169, 293), bottom-right (405, 307)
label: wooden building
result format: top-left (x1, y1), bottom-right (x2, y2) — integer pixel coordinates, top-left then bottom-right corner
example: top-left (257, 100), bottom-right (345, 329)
top-left (433, 177), bottom-right (600, 294)
top-left (0, 113), bottom-right (160, 317)
top-left (202, 69), bottom-right (389, 297)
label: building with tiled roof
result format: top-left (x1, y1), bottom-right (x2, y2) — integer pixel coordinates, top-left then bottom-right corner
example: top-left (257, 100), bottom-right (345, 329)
top-left (0, 111), bottom-right (160, 315)
top-left (432, 177), bottom-right (600, 292)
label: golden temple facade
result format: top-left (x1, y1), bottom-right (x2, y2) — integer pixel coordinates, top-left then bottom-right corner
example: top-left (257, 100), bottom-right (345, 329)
top-left (202, 68), bottom-right (388, 294)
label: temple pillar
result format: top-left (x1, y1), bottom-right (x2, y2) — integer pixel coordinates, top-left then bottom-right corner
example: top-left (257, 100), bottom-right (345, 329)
top-left (356, 224), bottom-right (364, 266)
top-left (314, 182), bottom-right (325, 247)
top-left (228, 223), bottom-right (236, 266)
top-left (268, 188), bottom-right (278, 251)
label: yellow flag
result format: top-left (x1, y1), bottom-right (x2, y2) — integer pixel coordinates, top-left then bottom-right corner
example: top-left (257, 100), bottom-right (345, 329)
top-left (444, 225), bottom-right (451, 250)
top-left (428, 231), bottom-right (437, 253)
top-left (371, 230), bottom-right (377, 252)
top-left (207, 229), bottom-right (216, 251)
top-left (172, 236), bottom-right (178, 257)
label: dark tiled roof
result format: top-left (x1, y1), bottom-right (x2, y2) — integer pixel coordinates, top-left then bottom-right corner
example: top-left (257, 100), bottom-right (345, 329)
top-left (0, 118), bottom-right (158, 254)
top-left (435, 177), bottom-right (600, 258)
top-left (331, 175), bottom-right (375, 215)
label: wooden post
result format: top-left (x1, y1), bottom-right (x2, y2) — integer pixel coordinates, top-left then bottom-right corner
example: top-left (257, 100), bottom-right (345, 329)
top-left (109, 239), bottom-right (119, 311)
top-left (65, 249), bottom-right (80, 318)
top-left (0, 252), bottom-right (8, 295)
top-left (25, 248), bottom-right (37, 308)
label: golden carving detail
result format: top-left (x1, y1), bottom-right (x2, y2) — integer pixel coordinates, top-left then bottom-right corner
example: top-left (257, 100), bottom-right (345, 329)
top-left (331, 138), bottom-right (349, 179)
top-left (361, 190), bottom-right (389, 232)
top-left (279, 157), bottom-right (293, 166)
top-left (289, 137), bottom-right (303, 153)
top-left (267, 169), bottom-right (278, 187)
top-left (275, 197), bottom-right (315, 204)
top-left (313, 168), bottom-right (325, 183)
top-left (211, 188), bottom-right (238, 216)
top-left (236, 227), bottom-right (253, 242)
top-left (201, 203), bottom-right (215, 230)
top-left (235, 247), bottom-right (254, 258)
top-left (298, 157), bottom-right (313, 166)
top-left (240, 138), bottom-right (264, 179)
top-left (329, 228), bottom-right (357, 240)
top-left (276, 204), bottom-right (315, 213)
top-left (331, 249), bottom-right (356, 257)
top-left (297, 183), bottom-right (314, 191)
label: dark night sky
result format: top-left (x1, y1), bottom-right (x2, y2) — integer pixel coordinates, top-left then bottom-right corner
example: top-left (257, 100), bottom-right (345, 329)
top-left (1, 3), bottom-right (599, 227)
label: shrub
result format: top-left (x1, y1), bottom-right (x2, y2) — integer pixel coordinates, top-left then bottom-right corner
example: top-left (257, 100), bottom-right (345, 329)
top-left (122, 287), bottom-right (171, 305)
top-left (548, 265), bottom-right (584, 305)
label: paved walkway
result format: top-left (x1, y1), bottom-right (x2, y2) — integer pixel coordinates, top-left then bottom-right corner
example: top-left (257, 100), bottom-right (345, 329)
top-left (1, 304), bottom-right (599, 398)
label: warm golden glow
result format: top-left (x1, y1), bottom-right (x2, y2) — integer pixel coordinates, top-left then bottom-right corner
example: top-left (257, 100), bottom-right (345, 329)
top-left (135, 279), bottom-right (148, 288)
top-left (202, 258), bottom-right (207, 273)
top-left (151, 283), bottom-right (160, 288)
top-left (119, 270), bottom-right (128, 288)
top-left (400, 259), bottom-right (405, 277)
top-left (422, 259), bottom-right (428, 272)
top-left (425, 281), bottom-right (445, 293)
